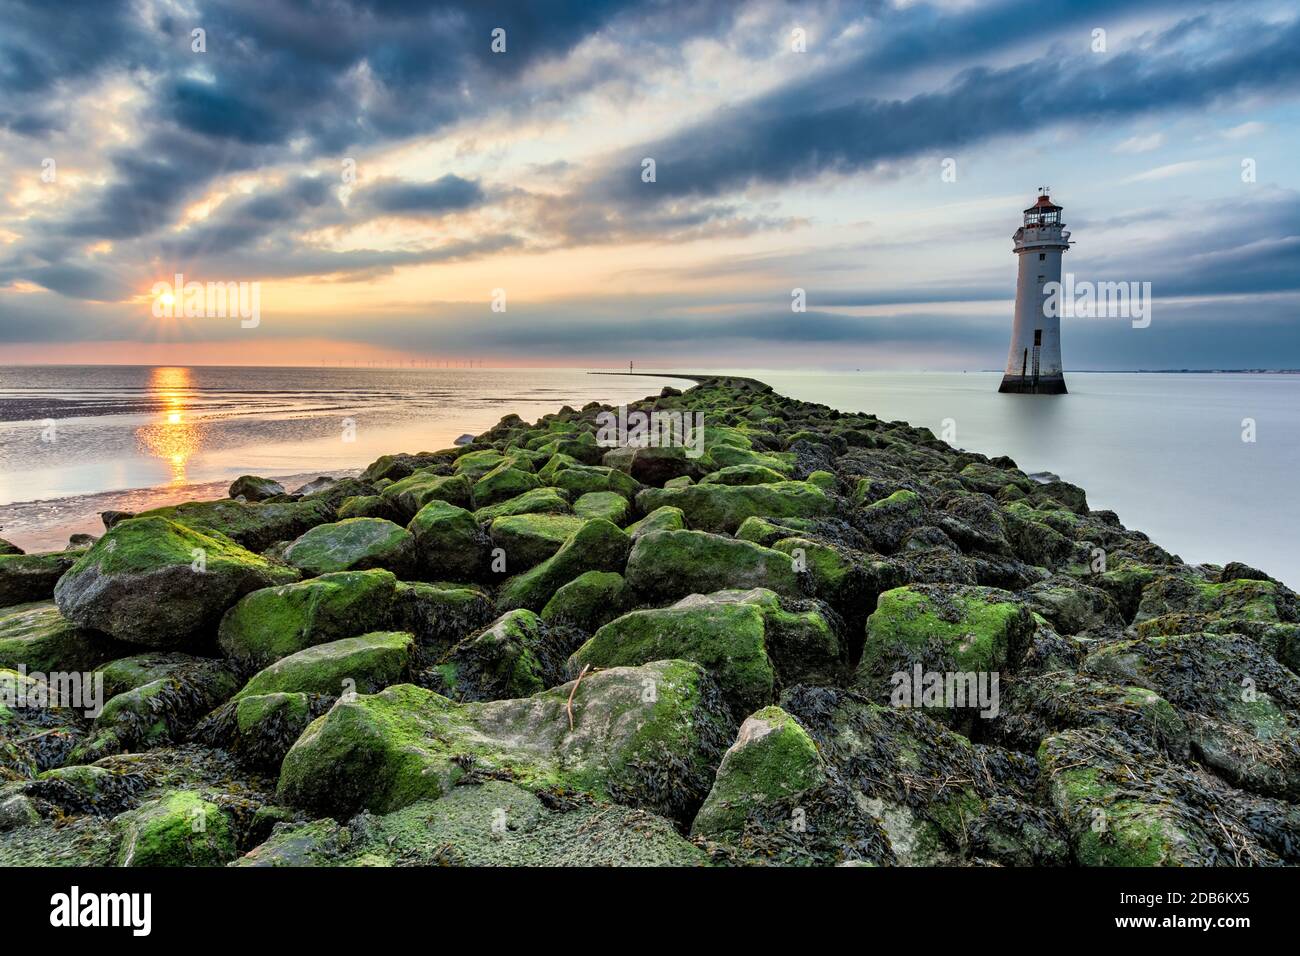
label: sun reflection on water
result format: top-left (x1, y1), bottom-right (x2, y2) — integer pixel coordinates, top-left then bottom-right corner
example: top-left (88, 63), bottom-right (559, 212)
top-left (136, 367), bottom-right (202, 483)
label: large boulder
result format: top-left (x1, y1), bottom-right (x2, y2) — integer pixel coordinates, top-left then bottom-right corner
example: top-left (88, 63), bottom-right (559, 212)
top-left (235, 631), bottom-right (415, 700)
top-left (472, 464), bottom-right (540, 509)
top-left (407, 501), bottom-right (489, 581)
top-left (635, 481), bottom-right (833, 535)
top-left (228, 475), bottom-right (285, 502)
top-left (281, 518), bottom-right (413, 576)
top-left (488, 514), bottom-right (586, 571)
top-left (473, 486), bottom-right (572, 523)
top-left (571, 589), bottom-right (840, 716)
top-left (0, 601), bottom-right (127, 672)
top-left (381, 472), bottom-right (472, 522)
top-left (856, 584), bottom-right (1036, 703)
top-left (53, 517), bottom-right (299, 648)
top-left (541, 571), bottom-right (629, 631)
top-left (135, 498), bottom-right (334, 552)
top-left (218, 568), bottom-right (399, 670)
top-left (495, 519), bottom-right (630, 612)
top-left (276, 659), bottom-right (734, 824)
top-left (113, 790), bottom-right (236, 866)
top-left (691, 706), bottom-right (826, 839)
top-left (0, 552), bottom-right (79, 608)
top-left (624, 530), bottom-right (802, 604)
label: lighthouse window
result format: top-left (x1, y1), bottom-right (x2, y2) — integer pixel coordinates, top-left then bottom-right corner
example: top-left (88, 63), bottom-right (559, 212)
top-left (1034, 329), bottom-right (1042, 346)
top-left (1039, 253), bottom-right (1046, 260)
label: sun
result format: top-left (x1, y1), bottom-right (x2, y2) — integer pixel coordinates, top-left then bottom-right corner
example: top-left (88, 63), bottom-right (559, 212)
top-left (158, 291), bottom-right (175, 309)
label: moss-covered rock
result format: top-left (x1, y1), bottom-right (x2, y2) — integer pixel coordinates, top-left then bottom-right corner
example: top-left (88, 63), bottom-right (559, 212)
top-left (276, 659), bottom-right (733, 824)
top-left (113, 790), bottom-right (236, 866)
top-left (859, 584), bottom-right (1033, 679)
top-left (624, 530), bottom-right (801, 603)
top-left (228, 475), bottom-right (285, 502)
top-left (572, 589), bottom-right (839, 716)
top-left (488, 513), bottom-right (586, 571)
top-left (135, 497), bottom-right (334, 552)
top-left (472, 464), bottom-right (541, 509)
top-left (0, 601), bottom-right (128, 672)
top-left (636, 481), bottom-right (833, 535)
top-left (473, 486), bottom-right (572, 523)
top-left (692, 706), bottom-right (825, 838)
top-left (495, 519), bottom-right (630, 612)
top-left (624, 505), bottom-right (686, 539)
top-left (573, 490), bottom-right (631, 524)
top-left (336, 494), bottom-right (401, 522)
top-left (235, 631), bottom-right (415, 700)
top-left (53, 517), bottom-right (299, 648)
top-left (240, 780), bottom-right (705, 866)
top-left (281, 517), bottom-right (413, 576)
top-left (540, 571), bottom-right (628, 631)
top-left (218, 569), bottom-right (398, 669)
top-left (381, 472), bottom-right (472, 521)
top-left (407, 500), bottom-right (489, 581)
top-left (0, 552), bottom-right (79, 608)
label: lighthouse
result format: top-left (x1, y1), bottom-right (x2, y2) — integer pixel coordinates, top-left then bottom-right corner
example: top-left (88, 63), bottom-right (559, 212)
top-left (999, 191), bottom-right (1072, 394)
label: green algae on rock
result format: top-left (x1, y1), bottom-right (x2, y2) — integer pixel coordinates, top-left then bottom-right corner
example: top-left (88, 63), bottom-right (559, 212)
top-left (282, 517), bottom-right (414, 576)
top-left (218, 568), bottom-right (399, 670)
top-left (53, 517), bottom-right (300, 648)
top-left (276, 659), bottom-right (733, 823)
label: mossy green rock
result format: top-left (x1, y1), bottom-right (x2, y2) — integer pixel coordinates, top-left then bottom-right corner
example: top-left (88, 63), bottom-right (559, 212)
top-left (488, 513), bottom-right (586, 570)
top-left (0, 601), bottom-right (127, 672)
top-left (336, 494), bottom-right (400, 522)
top-left (228, 475), bottom-right (285, 501)
top-left (381, 472), bottom-right (471, 521)
top-left (454, 449), bottom-right (509, 481)
top-left (113, 790), bottom-right (236, 866)
top-left (235, 631), bottom-right (415, 700)
top-left (135, 497), bottom-right (333, 552)
top-left (541, 571), bottom-right (628, 631)
top-left (282, 518), bottom-right (413, 576)
top-left (276, 659), bottom-right (732, 823)
top-left (635, 481), bottom-right (832, 534)
top-left (625, 505), bottom-right (686, 539)
top-left (858, 489), bottom-right (926, 553)
top-left (473, 486), bottom-right (572, 523)
top-left (572, 589), bottom-right (838, 716)
top-left (472, 464), bottom-right (541, 509)
top-left (624, 530), bottom-right (801, 603)
top-left (573, 490), bottom-right (631, 524)
top-left (857, 585), bottom-right (1035, 694)
top-left (699, 464), bottom-right (788, 486)
top-left (496, 518), bottom-right (631, 612)
top-left (53, 517), bottom-right (299, 648)
top-left (218, 568), bottom-right (398, 669)
top-left (407, 500), bottom-right (488, 580)
top-left (0, 552), bottom-right (78, 608)
top-left (692, 706), bottom-right (825, 838)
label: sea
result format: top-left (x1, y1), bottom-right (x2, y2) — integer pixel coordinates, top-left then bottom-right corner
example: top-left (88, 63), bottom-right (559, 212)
top-left (1, 365), bottom-right (1296, 588)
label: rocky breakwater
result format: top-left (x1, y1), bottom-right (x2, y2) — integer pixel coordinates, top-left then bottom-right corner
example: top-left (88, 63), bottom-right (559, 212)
top-left (2, 376), bottom-right (1299, 867)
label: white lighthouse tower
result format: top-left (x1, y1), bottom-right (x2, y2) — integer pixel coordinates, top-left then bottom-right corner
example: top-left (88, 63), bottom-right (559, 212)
top-left (999, 191), bottom-right (1072, 394)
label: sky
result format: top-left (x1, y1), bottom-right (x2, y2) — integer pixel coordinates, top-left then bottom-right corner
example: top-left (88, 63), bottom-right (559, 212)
top-left (0, 0), bottom-right (1298, 370)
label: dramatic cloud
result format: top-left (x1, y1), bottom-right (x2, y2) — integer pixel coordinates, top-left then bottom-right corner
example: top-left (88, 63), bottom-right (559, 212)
top-left (0, 0), bottom-right (1297, 367)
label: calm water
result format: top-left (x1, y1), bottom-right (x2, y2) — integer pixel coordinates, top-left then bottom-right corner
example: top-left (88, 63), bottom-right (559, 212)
top-left (1, 365), bottom-right (1296, 588)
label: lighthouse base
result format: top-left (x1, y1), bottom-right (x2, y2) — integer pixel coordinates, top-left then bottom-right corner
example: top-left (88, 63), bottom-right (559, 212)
top-left (998, 374), bottom-right (1067, 395)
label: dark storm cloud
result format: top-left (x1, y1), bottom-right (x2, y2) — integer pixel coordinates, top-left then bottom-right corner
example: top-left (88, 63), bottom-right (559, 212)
top-left (587, 13), bottom-right (1300, 208)
top-left (363, 175), bottom-right (486, 215)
